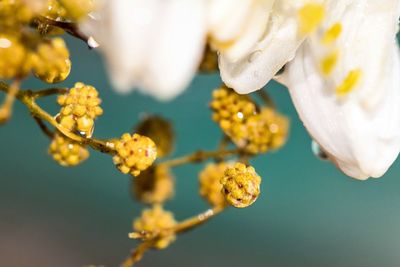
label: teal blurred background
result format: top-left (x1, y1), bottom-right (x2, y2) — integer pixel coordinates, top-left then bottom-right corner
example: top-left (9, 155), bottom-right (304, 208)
top-left (1, 37), bottom-right (400, 267)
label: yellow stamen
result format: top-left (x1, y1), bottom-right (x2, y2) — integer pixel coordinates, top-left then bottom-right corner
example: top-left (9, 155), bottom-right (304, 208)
top-left (298, 3), bottom-right (325, 34)
top-left (320, 50), bottom-right (339, 75)
top-left (321, 23), bottom-right (342, 45)
top-left (336, 69), bottom-right (362, 96)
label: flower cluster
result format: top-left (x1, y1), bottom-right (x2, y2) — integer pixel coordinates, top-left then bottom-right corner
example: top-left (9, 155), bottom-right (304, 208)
top-left (57, 82), bottom-right (103, 137)
top-left (199, 162), bottom-right (230, 207)
top-left (32, 38), bottom-right (71, 84)
top-left (133, 205), bottom-right (177, 250)
top-left (221, 162), bottom-right (261, 208)
top-left (113, 133), bottom-right (157, 177)
top-left (0, 0), bottom-right (93, 83)
top-left (48, 133), bottom-right (89, 166)
top-left (211, 85), bottom-right (289, 154)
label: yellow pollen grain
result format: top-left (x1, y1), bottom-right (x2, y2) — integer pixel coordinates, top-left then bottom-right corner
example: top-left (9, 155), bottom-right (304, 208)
top-left (320, 50), bottom-right (338, 75)
top-left (336, 69), bottom-right (362, 96)
top-left (321, 23), bottom-right (342, 45)
top-left (298, 3), bottom-right (325, 34)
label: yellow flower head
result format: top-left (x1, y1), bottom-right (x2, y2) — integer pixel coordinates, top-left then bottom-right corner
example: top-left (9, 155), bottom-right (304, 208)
top-left (113, 133), bottom-right (157, 177)
top-left (32, 38), bottom-right (71, 84)
top-left (199, 162), bottom-right (230, 207)
top-left (133, 205), bottom-right (177, 249)
top-left (57, 82), bottom-right (103, 137)
top-left (0, 34), bottom-right (32, 79)
top-left (220, 162), bottom-right (261, 208)
top-left (48, 133), bottom-right (89, 166)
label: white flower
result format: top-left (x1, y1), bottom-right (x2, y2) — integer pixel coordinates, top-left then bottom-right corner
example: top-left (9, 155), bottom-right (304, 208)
top-left (81, 0), bottom-right (207, 101)
top-left (220, 0), bottom-right (400, 179)
top-left (283, 0), bottom-right (400, 179)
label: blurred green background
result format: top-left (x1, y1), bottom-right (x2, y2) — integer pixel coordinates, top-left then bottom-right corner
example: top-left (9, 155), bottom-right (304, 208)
top-left (1, 37), bottom-right (400, 267)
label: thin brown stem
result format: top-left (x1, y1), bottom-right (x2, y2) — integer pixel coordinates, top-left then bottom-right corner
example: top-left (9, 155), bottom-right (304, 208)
top-left (34, 16), bottom-right (90, 45)
top-left (0, 80), bottom-right (21, 124)
top-left (172, 205), bottom-right (225, 234)
top-left (33, 116), bottom-right (54, 138)
top-left (0, 83), bottom-right (115, 153)
top-left (120, 241), bottom-right (154, 267)
top-left (31, 87), bottom-right (68, 98)
top-left (158, 148), bottom-right (240, 168)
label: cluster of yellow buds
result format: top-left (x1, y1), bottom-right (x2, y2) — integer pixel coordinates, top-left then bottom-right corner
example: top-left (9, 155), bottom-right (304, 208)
top-left (132, 165), bottom-right (174, 204)
top-left (113, 133), bottom-right (157, 177)
top-left (0, 0), bottom-right (41, 28)
top-left (220, 162), bottom-right (261, 208)
top-left (0, 34), bottom-right (32, 79)
top-left (48, 133), bottom-right (89, 166)
top-left (57, 82), bottom-right (103, 137)
top-left (210, 85), bottom-right (289, 154)
top-left (198, 162), bottom-right (230, 207)
top-left (32, 38), bottom-right (71, 83)
top-left (0, 0), bottom-right (92, 82)
top-left (133, 205), bottom-right (177, 249)
top-left (135, 115), bottom-right (174, 158)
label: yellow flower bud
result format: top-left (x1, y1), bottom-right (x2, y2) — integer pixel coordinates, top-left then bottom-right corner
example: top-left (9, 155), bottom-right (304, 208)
top-left (199, 162), bottom-right (230, 207)
top-left (48, 133), bottom-right (89, 166)
top-left (32, 38), bottom-right (71, 84)
top-left (210, 85), bottom-right (256, 145)
top-left (133, 205), bottom-right (177, 249)
top-left (57, 82), bottom-right (103, 137)
top-left (210, 86), bottom-right (290, 154)
top-left (0, 34), bottom-right (32, 79)
top-left (0, 0), bottom-right (36, 27)
top-left (220, 163), bottom-right (261, 208)
top-left (113, 133), bottom-right (157, 177)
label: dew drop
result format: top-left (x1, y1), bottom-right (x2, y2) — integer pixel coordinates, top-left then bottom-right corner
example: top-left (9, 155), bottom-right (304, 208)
top-left (311, 140), bottom-right (328, 160)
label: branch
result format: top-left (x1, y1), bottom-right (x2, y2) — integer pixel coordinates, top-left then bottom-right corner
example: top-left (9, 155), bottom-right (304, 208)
top-left (33, 116), bottom-right (54, 138)
top-left (0, 83), bottom-right (115, 153)
top-left (124, 206), bottom-right (225, 267)
top-left (158, 148), bottom-right (241, 168)
top-left (33, 16), bottom-right (91, 46)
top-left (0, 80), bottom-right (21, 124)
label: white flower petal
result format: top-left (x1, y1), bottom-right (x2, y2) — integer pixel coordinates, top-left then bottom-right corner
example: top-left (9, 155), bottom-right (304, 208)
top-left (208, 0), bottom-right (275, 62)
top-left (284, 0), bottom-right (400, 179)
top-left (142, 0), bottom-right (206, 101)
top-left (81, 0), bottom-right (206, 100)
top-left (218, 1), bottom-right (314, 94)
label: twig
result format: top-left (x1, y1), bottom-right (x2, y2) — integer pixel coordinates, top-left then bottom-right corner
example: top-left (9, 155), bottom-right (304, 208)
top-left (32, 87), bottom-right (68, 98)
top-left (158, 148), bottom-right (240, 168)
top-left (33, 116), bottom-right (54, 138)
top-left (125, 206), bottom-right (225, 267)
top-left (34, 16), bottom-right (90, 45)
top-left (120, 242), bottom-right (154, 267)
top-left (0, 83), bottom-right (115, 153)
top-left (0, 80), bottom-right (21, 124)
